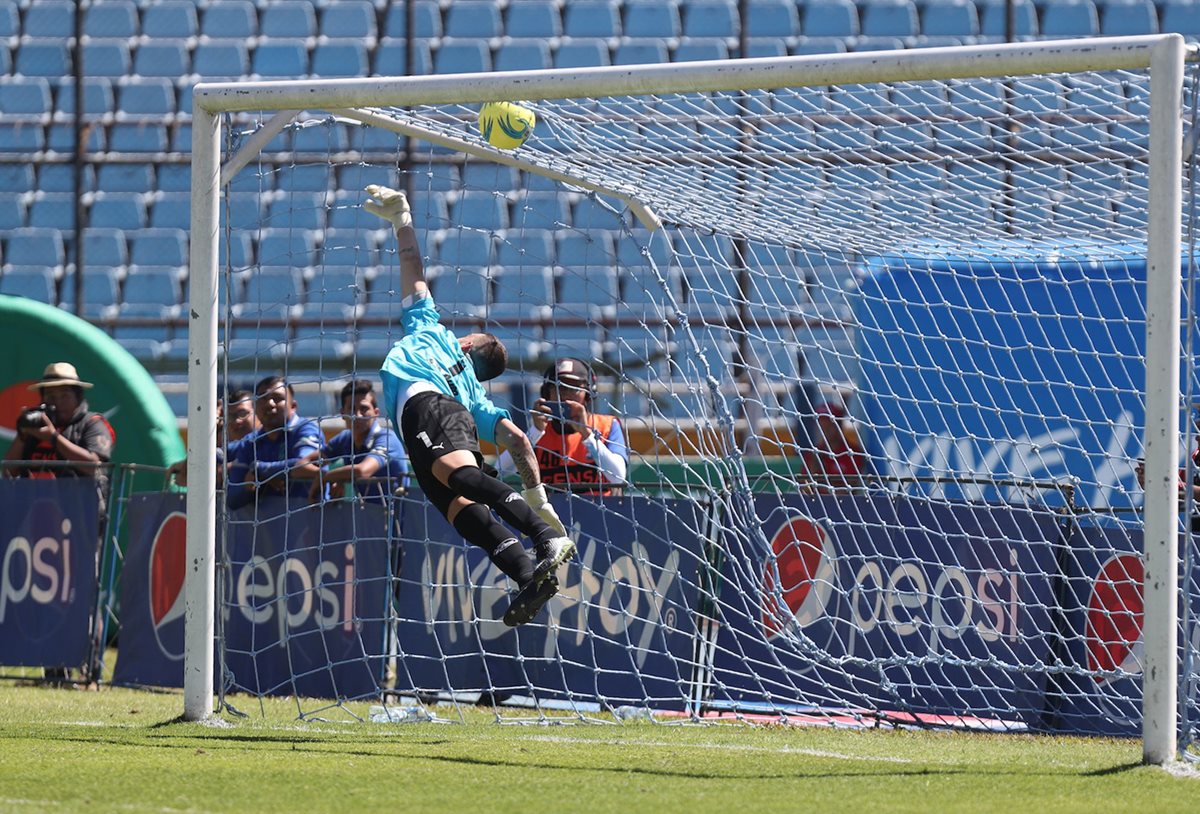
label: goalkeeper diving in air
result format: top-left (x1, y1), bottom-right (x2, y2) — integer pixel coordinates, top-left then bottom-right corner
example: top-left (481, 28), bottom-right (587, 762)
top-left (364, 184), bottom-right (576, 626)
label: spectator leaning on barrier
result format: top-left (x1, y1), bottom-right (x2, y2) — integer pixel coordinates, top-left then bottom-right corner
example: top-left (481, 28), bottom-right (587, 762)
top-left (292, 379), bottom-right (410, 504)
top-left (168, 388), bottom-right (259, 488)
top-left (2, 362), bottom-right (117, 513)
top-left (801, 401), bottom-right (870, 491)
top-left (225, 375), bottom-right (322, 510)
top-left (499, 358), bottom-right (628, 496)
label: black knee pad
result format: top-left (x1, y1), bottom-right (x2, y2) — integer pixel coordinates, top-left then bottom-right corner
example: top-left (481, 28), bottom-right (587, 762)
top-left (452, 502), bottom-right (512, 552)
top-left (447, 465), bottom-right (515, 506)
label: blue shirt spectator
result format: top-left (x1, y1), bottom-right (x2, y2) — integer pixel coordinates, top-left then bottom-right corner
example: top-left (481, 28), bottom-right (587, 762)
top-left (226, 376), bottom-right (322, 510)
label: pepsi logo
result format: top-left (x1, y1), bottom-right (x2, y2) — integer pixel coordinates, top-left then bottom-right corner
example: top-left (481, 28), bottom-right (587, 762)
top-left (760, 515), bottom-right (836, 638)
top-left (148, 511), bottom-right (187, 660)
top-left (1085, 553), bottom-right (1144, 682)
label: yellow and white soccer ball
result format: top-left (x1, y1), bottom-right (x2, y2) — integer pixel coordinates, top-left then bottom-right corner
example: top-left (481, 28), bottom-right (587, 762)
top-left (477, 101), bottom-right (536, 150)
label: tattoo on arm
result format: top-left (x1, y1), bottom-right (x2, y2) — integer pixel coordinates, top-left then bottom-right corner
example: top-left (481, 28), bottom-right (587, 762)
top-left (495, 420), bottom-right (540, 490)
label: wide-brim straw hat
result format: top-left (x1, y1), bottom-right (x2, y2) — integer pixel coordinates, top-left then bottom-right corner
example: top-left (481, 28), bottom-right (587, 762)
top-left (28, 361), bottom-right (93, 390)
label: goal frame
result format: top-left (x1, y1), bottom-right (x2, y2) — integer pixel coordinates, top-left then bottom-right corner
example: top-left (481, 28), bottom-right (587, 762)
top-left (185, 35), bottom-right (1192, 763)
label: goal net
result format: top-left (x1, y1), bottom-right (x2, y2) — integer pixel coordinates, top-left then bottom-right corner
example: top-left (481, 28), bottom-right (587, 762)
top-left (184, 38), bottom-right (1199, 759)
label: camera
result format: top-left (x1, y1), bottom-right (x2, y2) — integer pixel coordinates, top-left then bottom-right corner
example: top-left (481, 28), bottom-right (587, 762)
top-left (17, 403), bottom-right (56, 432)
top-left (542, 401), bottom-right (570, 422)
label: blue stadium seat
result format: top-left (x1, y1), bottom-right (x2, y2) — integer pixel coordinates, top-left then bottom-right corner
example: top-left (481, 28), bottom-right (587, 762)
top-left (558, 267), bottom-right (620, 318)
top-left (1039, 0), bottom-right (1099, 35)
top-left (860, 0), bottom-right (918, 36)
top-left (497, 232), bottom-right (555, 267)
top-left (563, 1), bottom-right (622, 37)
top-left (542, 323), bottom-right (602, 360)
top-left (613, 40), bottom-right (669, 64)
top-left (275, 164), bottom-right (330, 192)
top-left (84, 1), bottom-right (139, 39)
top-left (201, 2), bottom-right (258, 40)
top-left (27, 193), bottom-right (76, 230)
top-left (435, 39), bottom-right (492, 74)
top-left (506, 1), bottom-right (561, 38)
top-left (1160, 0), bottom-right (1200, 35)
top-left (112, 302), bottom-right (177, 344)
top-left (410, 192), bottom-right (450, 229)
top-left (920, 0), bottom-right (980, 35)
top-left (118, 78), bottom-right (176, 116)
top-left (142, 2), bottom-right (198, 38)
top-left (123, 266), bottom-right (182, 307)
top-left (625, 1), bottom-right (682, 36)
top-left (674, 231), bottom-right (733, 265)
top-left (129, 228), bottom-right (188, 267)
top-left (307, 267), bottom-right (363, 307)
top-left (38, 164), bottom-right (94, 194)
top-left (23, 1), bottom-right (73, 37)
top-left (59, 266), bottom-right (120, 318)
top-left (260, 3), bottom-right (315, 38)
top-left (851, 35), bottom-right (905, 49)
top-left (0, 122), bottom-right (45, 151)
top-left (674, 39), bottom-right (730, 60)
top-left (830, 83), bottom-right (894, 117)
top-left (450, 192), bottom-right (510, 230)
top-left (620, 266), bottom-right (684, 316)
top-left (252, 41), bottom-right (309, 78)
top-left (0, 1), bottom-right (18, 38)
top-left (221, 231), bottom-right (256, 269)
top-left (443, 1), bottom-right (502, 37)
top-left (427, 268), bottom-right (491, 315)
top-left (0, 268), bottom-right (56, 303)
top-left (682, 0), bottom-right (739, 37)
top-left (745, 39), bottom-right (787, 57)
top-left (192, 42), bottom-right (250, 79)
top-left (55, 78), bottom-right (116, 116)
top-left (133, 42), bottom-right (190, 79)
top-left (108, 122), bottom-right (170, 152)
top-left (0, 165), bottom-right (32, 194)
top-left (573, 196), bottom-right (625, 229)
top-left (557, 232), bottom-right (616, 267)
top-left (90, 192), bottom-right (147, 230)
top-left (554, 40), bottom-right (611, 68)
top-left (746, 0), bottom-right (799, 37)
top-left (16, 41), bottom-right (71, 80)
top-left (48, 123), bottom-right (105, 153)
top-left (437, 231), bottom-right (494, 267)
top-left (6, 228), bottom-right (65, 268)
top-left (257, 231), bottom-right (318, 267)
top-left (310, 42), bottom-right (369, 77)
top-left (978, 0), bottom-right (1038, 35)
top-left (1100, 0), bottom-right (1157, 34)
top-left (0, 78), bottom-right (51, 119)
top-left (96, 163), bottom-right (155, 193)
top-left (147, 192), bottom-right (189, 230)
top-left (494, 41), bottom-right (553, 71)
top-left (490, 267), bottom-right (554, 318)
top-left (266, 191), bottom-right (326, 231)
top-left (512, 192), bottom-right (571, 230)
top-left (81, 228), bottom-right (128, 269)
top-left (617, 232), bottom-right (672, 268)
top-left (383, 1), bottom-right (442, 38)
top-left (156, 164), bottom-right (191, 192)
top-left (802, 0), bottom-right (860, 36)
top-left (946, 78), bottom-right (1006, 117)
top-left (373, 39), bottom-right (433, 75)
top-left (320, 1), bottom-right (377, 41)
top-left (239, 266), bottom-right (305, 307)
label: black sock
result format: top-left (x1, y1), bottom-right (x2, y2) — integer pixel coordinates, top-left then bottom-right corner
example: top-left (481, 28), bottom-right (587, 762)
top-left (446, 466), bottom-right (556, 547)
top-left (452, 502), bottom-right (535, 586)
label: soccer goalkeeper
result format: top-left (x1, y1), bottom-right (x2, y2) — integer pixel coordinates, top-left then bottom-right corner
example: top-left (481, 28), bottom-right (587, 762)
top-left (364, 184), bottom-right (575, 626)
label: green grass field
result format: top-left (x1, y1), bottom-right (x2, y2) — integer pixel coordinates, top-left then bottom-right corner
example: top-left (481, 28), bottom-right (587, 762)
top-left (0, 684), bottom-right (1196, 814)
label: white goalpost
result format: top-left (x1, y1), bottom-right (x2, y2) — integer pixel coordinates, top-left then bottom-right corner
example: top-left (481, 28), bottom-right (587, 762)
top-left (184, 35), bottom-right (1196, 764)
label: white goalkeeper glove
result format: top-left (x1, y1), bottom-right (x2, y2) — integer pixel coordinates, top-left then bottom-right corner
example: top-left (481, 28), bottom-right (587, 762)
top-left (522, 484), bottom-right (567, 537)
top-left (363, 184), bottom-right (412, 229)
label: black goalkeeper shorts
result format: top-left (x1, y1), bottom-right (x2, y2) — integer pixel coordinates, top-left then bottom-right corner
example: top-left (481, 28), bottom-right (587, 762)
top-left (400, 391), bottom-right (483, 515)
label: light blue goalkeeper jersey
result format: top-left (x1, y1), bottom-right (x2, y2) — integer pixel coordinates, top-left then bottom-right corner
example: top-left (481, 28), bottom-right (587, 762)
top-left (379, 294), bottom-right (509, 444)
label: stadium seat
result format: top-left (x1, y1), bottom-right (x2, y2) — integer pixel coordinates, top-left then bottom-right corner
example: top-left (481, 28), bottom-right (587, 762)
top-left (383, 1), bottom-right (442, 38)
top-left (265, 192), bottom-right (326, 231)
top-left (450, 192), bottom-right (510, 230)
top-left (443, 1), bottom-right (503, 37)
top-left (859, 0), bottom-right (919, 36)
top-left (674, 231), bottom-right (733, 266)
top-left (437, 231), bottom-right (495, 267)
top-left (1039, 0), bottom-right (1099, 35)
top-left (494, 40), bottom-right (553, 71)
top-left (59, 266), bottom-right (120, 318)
top-left (572, 196), bottom-right (625, 229)
top-left (5, 228), bottom-right (65, 268)
top-left (320, 228), bottom-right (378, 266)
top-left (81, 228), bottom-right (129, 269)
top-left (674, 39), bottom-right (730, 60)
top-left (112, 302), bottom-right (177, 344)
top-left (617, 232), bottom-right (673, 268)
top-left (80, 42), bottom-right (132, 81)
top-left (745, 0), bottom-right (799, 37)
top-left (310, 42), bottom-right (369, 78)
top-left (275, 164), bottom-right (331, 193)
top-left (682, 0), bottom-right (739, 38)
top-left (0, 78), bottom-right (52, 119)
top-left (919, 0), bottom-right (980, 35)
top-left (108, 122), bottom-right (170, 153)
top-left (830, 83), bottom-right (894, 118)
top-left (192, 42), bottom-right (250, 79)
top-left (89, 192), bottom-right (148, 230)
top-left (0, 1), bottom-right (18, 38)
top-left (802, 0), bottom-right (861, 36)
top-left (55, 78), bottom-right (115, 117)
top-left (201, 2), bottom-right (258, 40)
top-left (1160, 0), bottom-right (1200, 35)
top-left (625, 1), bottom-right (682, 37)
top-left (84, 1), bottom-right (139, 38)
top-left (977, 0), bottom-right (1038, 36)
top-left (512, 192), bottom-right (571, 230)
top-left (27, 193), bottom-right (76, 230)
top-left (489, 267), bottom-right (554, 319)
top-left (123, 266), bottom-right (182, 307)
top-left (320, 1), bottom-right (378, 41)
top-left (96, 163), bottom-right (155, 193)
top-left (608, 321), bottom-right (673, 375)
top-left (129, 229), bottom-right (188, 267)
top-left (373, 38), bottom-right (433, 76)
top-left (496, 232), bottom-right (555, 267)
top-left (1100, 0), bottom-right (1158, 34)
top-left (156, 164), bottom-right (191, 193)
top-left (240, 266), bottom-right (305, 308)
top-left (553, 40), bottom-right (611, 68)
top-left (0, 268), bottom-right (56, 303)
top-left (141, 1), bottom-right (198, 39)
top-left (307, 267), bottom-right (363, 307)
top-left (38, 164), bottom-right (94, 194)
top-left (16, 41), bottom-right (71, 80)
top-left (620, 265), bottom-right (684, 314)
top-left (558, 267), bottom-right (620, 319)
top-left (612, 40), bottom-right (669, 64)
top-left (542, 323), bottom-right (603, 360)
top-left (252, 41), bottom-right (309, 79)
top-left (23, 1), bottom-right (73, 38)
top-left (260, 3), bottom-right (315, 38)
top-left (132, 42), bottom-right (190, 79)
top-left (220, 230), bottom-right (256, 269)
top-left (410, 191), bottom-right (450, 229)
top-left (427, 268), bottom-right (491, 315)
top-left (256, 231), bottom-right (318, 268)
top-left (0, 165), bottom-right (33, 194)
top-left (557, 232), bottom-right (616, 267)
top-left (434, 39), bottom-right (492, 74)
top-left (506, 1), bottom-right (562, 38)
top-left (563, 1), bottom-right (622, 38)
top-left (117, 78), bottom-right (177, 117)
top-left (47, 123), bottom-right (105, 153)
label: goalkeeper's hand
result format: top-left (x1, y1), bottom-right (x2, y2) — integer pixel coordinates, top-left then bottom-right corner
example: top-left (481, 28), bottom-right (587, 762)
top-left (522, 484), bottom-right (567, 537)
top-left (363, 184), bottom-right (412, 229)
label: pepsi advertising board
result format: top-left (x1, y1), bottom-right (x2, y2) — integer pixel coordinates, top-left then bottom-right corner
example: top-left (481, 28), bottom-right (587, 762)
top-left (393, 493), bottom-right (703, 708)
top-left (709, 493), bottom-right (1063, 727)
top-left (0, 479), bottom-right (101, 668)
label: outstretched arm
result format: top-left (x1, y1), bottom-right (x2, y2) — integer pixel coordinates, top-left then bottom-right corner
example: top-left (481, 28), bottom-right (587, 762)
top-left (364, 185), bottom-right (427, 302)
top-left (494, 417), bottom-right (541, 491)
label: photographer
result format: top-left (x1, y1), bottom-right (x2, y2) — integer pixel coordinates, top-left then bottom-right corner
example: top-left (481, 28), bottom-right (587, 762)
top-left (2, 363), bottom-right (116, 508)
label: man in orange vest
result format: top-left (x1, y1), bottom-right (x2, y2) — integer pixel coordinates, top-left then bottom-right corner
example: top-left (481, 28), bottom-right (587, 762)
top-left (502, 358), bottom-right (628, 496)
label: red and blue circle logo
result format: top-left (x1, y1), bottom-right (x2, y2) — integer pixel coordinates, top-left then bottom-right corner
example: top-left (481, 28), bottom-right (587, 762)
top-left (760, 516), bottom-right (836, 639)
top-left (148, 511), bottom-right (187, 661)
top-left (1085, 553), bottom-right (1143, 682)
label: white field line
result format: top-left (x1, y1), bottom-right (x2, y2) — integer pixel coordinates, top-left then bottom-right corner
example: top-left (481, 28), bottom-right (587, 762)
top-left (0, 799), bottom-right (215, 814)
top-left (521, 734), bottom-right (915, 763)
